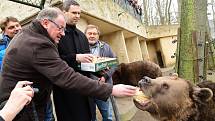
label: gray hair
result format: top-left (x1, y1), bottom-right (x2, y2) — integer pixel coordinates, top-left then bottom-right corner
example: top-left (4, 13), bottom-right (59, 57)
top-left (84, 24), bottom-right (100, 35)
top-left (62, 0), bottom-right (80, 12)
top-left (36, 7), bottom-right (64, 21)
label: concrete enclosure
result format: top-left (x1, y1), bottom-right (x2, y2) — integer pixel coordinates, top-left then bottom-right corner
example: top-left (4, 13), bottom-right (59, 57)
top-left (0, 0), bottom-right (179, 67)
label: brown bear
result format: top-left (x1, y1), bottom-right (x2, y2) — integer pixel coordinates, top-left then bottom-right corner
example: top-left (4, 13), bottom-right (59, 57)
top-left (112, 60), bottom-right (162, 86)
top-left (134, 74), bottom-right (215, 121)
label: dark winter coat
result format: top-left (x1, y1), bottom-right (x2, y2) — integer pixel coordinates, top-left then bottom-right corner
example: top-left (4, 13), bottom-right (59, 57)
top-left (0, 21), bottom-right (112, 121)
top-left (53, 25), bottom-right (95, 121)
top-left (0, 116), bottom-right (4, 121)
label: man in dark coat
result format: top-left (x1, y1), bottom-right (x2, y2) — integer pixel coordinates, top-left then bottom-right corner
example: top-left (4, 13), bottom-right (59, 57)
top-left (0, 7), bottom-right (137, 121)
top-left (53, 1), bottom-right (97, 121)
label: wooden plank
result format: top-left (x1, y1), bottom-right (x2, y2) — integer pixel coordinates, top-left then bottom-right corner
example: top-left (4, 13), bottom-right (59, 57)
top-left (175, 28), bottom-right (181, 74)
top-left (195, 31), bottom-right (206, 82)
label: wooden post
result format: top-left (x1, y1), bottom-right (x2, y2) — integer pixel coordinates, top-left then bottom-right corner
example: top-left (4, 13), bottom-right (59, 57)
top-left (175, 28), bottom-right (181, 74)
top-left (207, 35), bottom-right (215, 70)
top-left (195, 31), bottom-right (206, 82)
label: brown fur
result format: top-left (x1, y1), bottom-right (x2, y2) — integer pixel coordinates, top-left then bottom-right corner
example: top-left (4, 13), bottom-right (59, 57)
top-left (112, 61), bottom-right (162, 86)
top-left (135, 75), bottom-right (215, 121)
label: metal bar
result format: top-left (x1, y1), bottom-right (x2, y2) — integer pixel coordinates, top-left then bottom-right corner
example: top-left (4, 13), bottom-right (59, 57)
top-left (39, 0), bottom-right (46, 9)
top-left (8, 0), bottom-right (45, 9)
top-left (110, 96), bottom-right (121, 121)
top-left (175, 27), bottom-right (181, 73)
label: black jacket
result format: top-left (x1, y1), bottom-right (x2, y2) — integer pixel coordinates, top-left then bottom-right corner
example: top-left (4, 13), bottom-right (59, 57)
top-left (0, 116), bottom-right (4, 121)
top-left (53, 25), bottom-right (95, 121)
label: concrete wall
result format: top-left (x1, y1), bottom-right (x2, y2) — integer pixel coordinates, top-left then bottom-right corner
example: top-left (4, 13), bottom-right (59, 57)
top-left (101, 31), bottom-right (129, 63)
top-left (139, 40), bottom-right (150, 60)
top-left (145, 25), bottom-right (179, 67)
top-left (76, 18), bottom-right (88, 32)
top-left (0, 0), bottom-right (179, 68)
top-left (76, 0), bottom-right (146, 38)
top-left (147, 41), bottom-right (159, 64)
top-left (0, 0), bottom-right (39, 21)
top-left (146, 25), bottom-right (179, 39)
top-left (159, 36), bottom-right (177, 67)
top-left (125, 37), bottom-right (143, 62)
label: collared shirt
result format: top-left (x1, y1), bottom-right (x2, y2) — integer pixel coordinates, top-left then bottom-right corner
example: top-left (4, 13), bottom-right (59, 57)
top-left (89, 41), bottom-right (100, 56)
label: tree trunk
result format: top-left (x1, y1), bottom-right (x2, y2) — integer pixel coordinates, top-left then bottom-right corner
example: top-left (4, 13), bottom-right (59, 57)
top-left (143, 0), bottom-right (149, 26)
top-left (156, 0), bottom-right (164, 25)
top-left (165, 0), bottom-right (169, 24)
top-left (177, 0), bottom-right (207, 83)
top-left (167, 0), bottom-right (172, 24)
top-left (177, 0), bottom-right (196, 82)
top-left (212, 0), bottom-right (215, 38)
top-left (177, 0), bottom-right (181, 23)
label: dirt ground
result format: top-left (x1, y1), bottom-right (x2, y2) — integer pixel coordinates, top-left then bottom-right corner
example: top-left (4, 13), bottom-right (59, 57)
top-left (97, 108), bottom-right (157, 121)
top-left (130, 110), bottom-right (157, 121)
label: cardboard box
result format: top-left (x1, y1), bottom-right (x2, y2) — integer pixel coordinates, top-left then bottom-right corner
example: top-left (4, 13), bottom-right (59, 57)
top-left (77, 58), bottom-right (118, 72)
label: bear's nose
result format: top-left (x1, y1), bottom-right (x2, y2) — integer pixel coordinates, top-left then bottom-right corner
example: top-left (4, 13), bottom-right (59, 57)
top-left (139, 76), bottom-right (151, 87)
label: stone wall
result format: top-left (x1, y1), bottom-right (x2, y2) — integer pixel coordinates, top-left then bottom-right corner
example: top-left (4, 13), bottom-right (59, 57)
top-left (0, 0), bottom-right (179, 67)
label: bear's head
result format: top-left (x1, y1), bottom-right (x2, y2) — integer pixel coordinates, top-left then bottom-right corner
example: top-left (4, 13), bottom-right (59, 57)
top-left (134, 74), bottom-right (214, 121)
top-left (112, 61), bottom-right (162, 86)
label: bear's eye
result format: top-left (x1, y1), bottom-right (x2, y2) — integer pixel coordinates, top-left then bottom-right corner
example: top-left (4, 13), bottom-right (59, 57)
top-left (162, 83), bottom-right (169, 89)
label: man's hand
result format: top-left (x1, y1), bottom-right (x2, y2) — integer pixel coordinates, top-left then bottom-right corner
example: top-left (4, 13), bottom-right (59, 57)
top-left (0, 81), bottom-right (34, 121)
top-left (112, 84), bottom-right (137, 97)
top-left (76, 54), bottom-right (94, 63)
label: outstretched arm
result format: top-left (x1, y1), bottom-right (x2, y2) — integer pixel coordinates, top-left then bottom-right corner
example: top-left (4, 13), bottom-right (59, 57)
top-left (112, 84), bottom-right (137, 97)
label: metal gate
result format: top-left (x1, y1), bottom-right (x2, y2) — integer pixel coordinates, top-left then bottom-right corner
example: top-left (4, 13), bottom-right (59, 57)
top-left (9, 0), bottom-right (46, 9)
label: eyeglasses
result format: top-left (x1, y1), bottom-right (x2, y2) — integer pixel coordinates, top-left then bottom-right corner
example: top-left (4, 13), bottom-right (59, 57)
top-left (48, 19), bottom-right (66, 33)
top-left (87, 32), bottom-right (98, 35)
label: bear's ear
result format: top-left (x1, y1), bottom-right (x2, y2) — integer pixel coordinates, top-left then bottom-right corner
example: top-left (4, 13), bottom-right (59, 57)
top-left (112, 64), bottom-right (123, 85)
top-left (193, 87), bottom-right (213, 103)
top-left (120, 63), bottom-right (127, 72)
top-left (112, 70), bottom-right (121, 84)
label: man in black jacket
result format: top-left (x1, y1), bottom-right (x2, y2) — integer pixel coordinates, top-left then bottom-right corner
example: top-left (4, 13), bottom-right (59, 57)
top-left (53, 0), bottom-right (97, 121)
